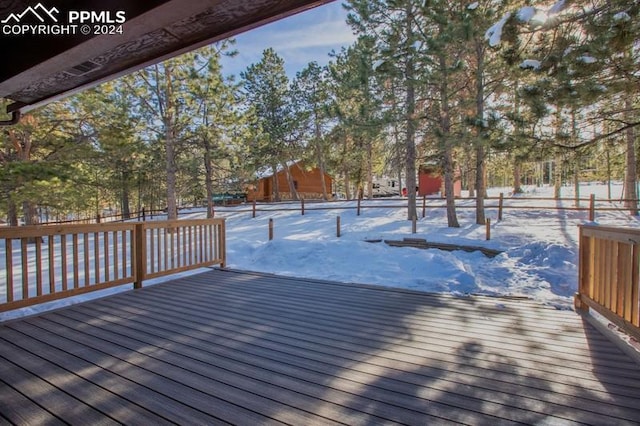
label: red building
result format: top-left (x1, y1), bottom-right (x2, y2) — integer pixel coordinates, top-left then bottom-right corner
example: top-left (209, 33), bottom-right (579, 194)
top-left (418, 165), bottom-right (462, 197)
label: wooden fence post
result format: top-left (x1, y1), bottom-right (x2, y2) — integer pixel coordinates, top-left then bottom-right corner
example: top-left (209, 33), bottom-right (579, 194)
top-left (486, 218), bottom-right (491, 240)
top-left (422, 195), bottom-right (426, 218)
top-left (252, 199), bottom-right (256, 218)
top-left (412, 215), bottom-right (417, 234)
top-left (589, 194), bottom-right (595, 222)
top-left (357, 198), bottom-right (361, 216)
top-left (142, 207), bottom-right (146, 222)
top-left (337, 215), bottom-right (341, 238)
top-left (301, 198), bottom-right (305, 216)
top-left (134, 223), bottom-right (145, 289)
top-left (269, 218), bottom-right (274, 241)
top-left (498, 193), bottom-right (504, 221)
top-left (96, 213), bottom-right (101, 224)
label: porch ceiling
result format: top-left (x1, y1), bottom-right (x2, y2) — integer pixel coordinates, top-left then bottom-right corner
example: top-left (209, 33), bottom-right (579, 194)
top-left (0, 0), bottom-right (333, 115)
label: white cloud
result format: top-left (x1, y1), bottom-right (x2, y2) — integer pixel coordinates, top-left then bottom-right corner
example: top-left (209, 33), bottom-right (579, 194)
top-left (264, 20), bottom-right (356, 51)
top-left (221, 2), bottom-right (355, 77)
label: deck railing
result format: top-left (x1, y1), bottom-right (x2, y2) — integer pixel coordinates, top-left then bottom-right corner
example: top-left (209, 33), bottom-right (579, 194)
top-left (576, 225), bottom-right (640, 340)
top-left (0, 218), bottom-right (225, 313)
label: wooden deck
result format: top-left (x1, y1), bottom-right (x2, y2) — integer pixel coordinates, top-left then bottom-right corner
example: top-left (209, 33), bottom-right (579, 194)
top-left (1, 269), bottom-right (639, 425)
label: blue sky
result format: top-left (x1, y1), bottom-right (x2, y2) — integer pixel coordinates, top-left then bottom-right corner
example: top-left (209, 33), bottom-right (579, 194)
top-left (220, 1), bottom-right (356, 79)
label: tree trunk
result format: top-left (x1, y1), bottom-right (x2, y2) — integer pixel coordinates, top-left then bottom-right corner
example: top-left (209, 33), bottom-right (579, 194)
top-left (404, 4), bottom-right (417, 221)
top-left (439, 52), bottom-right (459, 228)
top-left (314, 120), bottom-right (328, 200)
top-left (554, 153), bottom-right (562, 199)
top-left (203, 137), bottom-right (214, 218)
top-left (7, 199), bottom-right (18, 226)
top-left (343, 135), bottom-right (351, 200)
top-left (271, 165), bottom-right (280, 202)
top-left (164, 66), bottom-right (178, 221)
top-left (624, 98), bottom-right (638, 214)
top-left (366, 139), bottom-right (373, 200)
top-left (283, 163), bottom-right (298, 200)
top-left (121, 169), bottom-right (131, 220)
top-left (474, 38), bottom-right (485, 224)
top-left (513, 158), bottom-right (522, 194)
top-left (22, 201), bottom-right (39, 228)
top-left (467, 155), bottom-right (475, 198)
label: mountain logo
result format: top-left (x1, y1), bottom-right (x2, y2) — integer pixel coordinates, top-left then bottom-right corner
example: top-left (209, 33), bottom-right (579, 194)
top-left (1, 3), bottom-right (59, 24)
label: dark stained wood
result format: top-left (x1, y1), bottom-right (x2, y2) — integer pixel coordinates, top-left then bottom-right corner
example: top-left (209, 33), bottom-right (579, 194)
top-left (1, 269), bottom-right (640, 425)
top-left (1, 0), bottom-right (334, 114)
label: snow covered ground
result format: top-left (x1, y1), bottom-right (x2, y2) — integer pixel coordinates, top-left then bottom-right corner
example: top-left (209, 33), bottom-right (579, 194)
top-left (214, 183), bottom-right (638, 309)
top-left (2, 182), bottom-right (639, 322)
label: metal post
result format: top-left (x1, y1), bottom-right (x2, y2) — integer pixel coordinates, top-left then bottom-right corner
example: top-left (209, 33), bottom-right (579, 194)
top-left (422, 195), bottom-right (426, 218)
top-left (337, 215), bottom-right (341, 238)
top-left (269, 218), bottom-right (274, 241)
top-left (589, 194), bottom-right (595, 222)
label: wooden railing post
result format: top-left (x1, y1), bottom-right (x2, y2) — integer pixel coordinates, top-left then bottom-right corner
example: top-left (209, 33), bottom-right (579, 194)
top-left (589, 194), bottom-right (595, 222)
top-left (485, 218), bottom-right (491, 240)
top-left (134, 223), bottom-right (145, 289)
top-left (252, 199), bottom-right (257, 218)
top-left (219, 220), bottom-right (226, 268)
top-left (357, 198), bottom-right (361, 216)
top-left (301, 198), bottom-right (305, 216)
top-left (498, 193), bottom-right (504, 221)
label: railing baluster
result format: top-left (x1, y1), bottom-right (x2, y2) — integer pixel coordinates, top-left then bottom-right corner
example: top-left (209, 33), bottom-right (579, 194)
top-left (48, 235), bottom-right (55, 294)
top-left (104, 231), bottom-right (109, 282)
top-left (6, 239), bottom-right (13, 302)
top-left (35, 237), bottom-right (43, 296)
top-left (113, 231), bottom-right (119, 281)
top-left (94, 231), bottom-right (100, 284)
top-left (21, 238), bottom-right (28, 300)
top-left (60, 234), bottom-right (67, 291)
top-left (73, 234), bottom-right (79, 289)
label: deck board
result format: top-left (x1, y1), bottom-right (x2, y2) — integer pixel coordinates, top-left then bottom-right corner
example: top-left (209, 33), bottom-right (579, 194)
top-left (1, 268), bottom-right (639, 425)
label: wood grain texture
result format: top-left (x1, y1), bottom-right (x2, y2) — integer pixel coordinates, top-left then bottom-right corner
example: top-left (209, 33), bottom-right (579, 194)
top-left (1, 269), bottom-right (639, 425)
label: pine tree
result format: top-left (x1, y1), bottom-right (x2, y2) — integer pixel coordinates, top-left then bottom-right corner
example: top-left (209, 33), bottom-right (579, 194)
top-left (290, 62), bottom-right (332, 200)
top-left (241, 48), bottom-right (296, 201)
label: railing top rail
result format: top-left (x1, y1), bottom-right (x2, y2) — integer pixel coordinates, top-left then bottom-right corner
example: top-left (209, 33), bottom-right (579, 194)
top-left (139, 218), bottom-right (225, 229)
top-left (0, 222), bottom-right (136, 239)
top-left (579, 224), bottom-right (640, 235)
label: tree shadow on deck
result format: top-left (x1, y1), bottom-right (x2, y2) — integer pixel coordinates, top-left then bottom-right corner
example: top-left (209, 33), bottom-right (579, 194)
top-left (1, 269), bottom-right (639, 424)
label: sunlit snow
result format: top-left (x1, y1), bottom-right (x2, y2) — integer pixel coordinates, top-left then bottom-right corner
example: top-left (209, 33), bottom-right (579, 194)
top-left (485, 12), bottom-right (511, 47)
top-left (2, 183), bottom-right (638, 323)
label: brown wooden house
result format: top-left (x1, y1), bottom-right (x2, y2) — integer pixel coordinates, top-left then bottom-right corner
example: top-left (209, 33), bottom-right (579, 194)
top-left (247, 161), bottom-right (332, 202)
